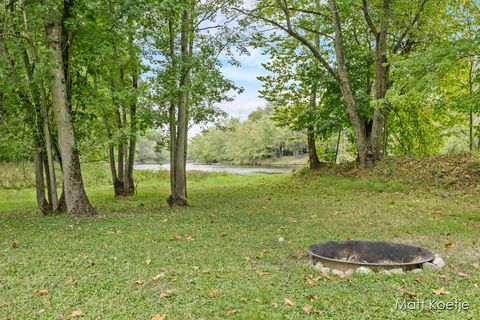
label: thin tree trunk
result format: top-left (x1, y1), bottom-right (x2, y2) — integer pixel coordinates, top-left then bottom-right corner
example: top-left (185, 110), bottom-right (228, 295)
top-left (35, 148), bottom-right (52, 214)
top-left (168, 9), bottom-right (190, 207)
top-left (45, 14), bottom-right (96, 217)
top-left (62, 0), bottom-right (74, 112)
top-left (335, 129), bottom-right (342, 164)
top-left (125, 67), bottom-right (138, 196)
top-left (308, 3), bottom-right (322, 171)
top-left (469, 57), bottom-right (474, 151)
top-left (367, 0), bottom-right (390, 165)
top-left (104, 119), bottom-right (122, 196)
top-left (52, 139), bottom-right (67, 213)
top-left (40, 86), bottom-right (58, 211)
top-left (167, 19), bottom-right (177, 204)
top-left (307, 88), bottom-right (321, 170)
top-left (329, 0), bottom-right (368, 166)
top-left (18, 0), bottom-right (60, 211)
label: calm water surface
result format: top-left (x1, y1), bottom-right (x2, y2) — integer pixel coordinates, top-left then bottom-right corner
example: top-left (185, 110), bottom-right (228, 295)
top-left (134, 163), bottom-right (296, 175)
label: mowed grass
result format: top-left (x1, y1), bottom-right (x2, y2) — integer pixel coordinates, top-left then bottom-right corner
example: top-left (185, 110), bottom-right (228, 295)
top-left (0, 169), bottom-right (479, 319)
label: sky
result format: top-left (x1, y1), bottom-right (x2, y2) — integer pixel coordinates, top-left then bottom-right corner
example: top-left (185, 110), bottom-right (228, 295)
top-left (217, 48), bottom-right (270, 120)
top-left (189, 46), bottom-right (271, 137)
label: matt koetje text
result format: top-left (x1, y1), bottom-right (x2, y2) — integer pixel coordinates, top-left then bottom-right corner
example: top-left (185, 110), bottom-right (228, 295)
top-left (396, 299), bottom-right (470, 312)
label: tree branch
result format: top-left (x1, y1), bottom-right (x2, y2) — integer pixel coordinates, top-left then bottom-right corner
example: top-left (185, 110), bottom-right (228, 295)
top-left (361, 0), bottom-right (378, 36)
top-left (287, 7), bottom-right (331, 20)
top-left (234, 6), bottom-right (339, 82)
top-left (392, 0), bottom-right (429, 53)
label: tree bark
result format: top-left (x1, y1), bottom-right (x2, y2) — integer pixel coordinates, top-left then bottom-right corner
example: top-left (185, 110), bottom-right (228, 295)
top-left (45, 14), bottom-right (96, 218)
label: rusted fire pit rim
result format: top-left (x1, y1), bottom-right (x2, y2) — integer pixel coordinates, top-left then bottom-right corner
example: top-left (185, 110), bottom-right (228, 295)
top-left (306, 240), bottom-right (435, 267)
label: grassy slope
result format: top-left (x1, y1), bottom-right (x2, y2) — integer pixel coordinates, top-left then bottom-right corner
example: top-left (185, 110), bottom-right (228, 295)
top-left (0, 169), bottom-right (479, 319)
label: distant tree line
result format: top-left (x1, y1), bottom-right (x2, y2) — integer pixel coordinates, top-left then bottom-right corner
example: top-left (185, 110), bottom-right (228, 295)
top-left (191, 108), bottom-right (317, 164)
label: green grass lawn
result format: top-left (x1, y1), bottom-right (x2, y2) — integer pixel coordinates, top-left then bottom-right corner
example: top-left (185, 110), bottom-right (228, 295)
top-left (0, 170), bottom-right (479, 319)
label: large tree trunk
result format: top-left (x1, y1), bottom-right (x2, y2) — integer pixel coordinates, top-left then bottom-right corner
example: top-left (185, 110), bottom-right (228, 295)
top-left (45, 15), bottom-right (96, 218)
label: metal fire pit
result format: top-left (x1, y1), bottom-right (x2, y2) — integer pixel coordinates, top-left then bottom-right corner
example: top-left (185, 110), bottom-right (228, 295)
top-left (306, 240), bottom-right (435, 272)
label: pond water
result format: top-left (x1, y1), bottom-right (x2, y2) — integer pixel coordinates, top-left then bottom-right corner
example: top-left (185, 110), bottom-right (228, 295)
top-left (134, 163), bottom-right (297, 175)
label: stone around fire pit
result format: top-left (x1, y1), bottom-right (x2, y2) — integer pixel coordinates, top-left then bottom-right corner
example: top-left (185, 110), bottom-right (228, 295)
top-left (306, 240), bottom-right (444, 275)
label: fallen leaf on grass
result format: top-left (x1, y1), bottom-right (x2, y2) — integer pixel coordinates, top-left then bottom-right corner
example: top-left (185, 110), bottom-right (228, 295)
top-left (171, 236), bottom-right (183, 241)
top-left (70, 310), bottom-right (84, 318)
top-left (65, 278), bottom-right (76, 285)
top-left (185, 235), bottom-right (195, 241)
top-left (458, 272), bottom-right (468, 277)
top-left (159, 290), bottom-right (174, 299)
top-left (401, 288), bottom-right (417, 299)
top-left (209, 289), bottom-right (218, 298)
top-left (302, 304), bottom-right (313, 315)
top-left (304, 275), bottom-right (319, 288)
top-left (432, 287), bottom-right (449, 295)
top-left (307, 294), bottom-right (317, 302)
top-left (145, 258), bottom-right (152, 265)
top-left (10, 239), bottom-right (19, 248)
top-left (152, 273), bottom-right (165, 281)
top-left (226, 307), bottom-right (237, 315)
top-left (151, 315), bottom-right (166, 320)
top-left (283, 298), bottom-right (295, 307)
top-left (445, 242), bottom-right (455, 248)
top-left (134, 280), bottom-right (144, 285)
top-left (271, 302), bottom-right (278, 308)
top-left (415, 276), bottom-right (422, 282)
top-left (34, 289), bottom-right (49, 296)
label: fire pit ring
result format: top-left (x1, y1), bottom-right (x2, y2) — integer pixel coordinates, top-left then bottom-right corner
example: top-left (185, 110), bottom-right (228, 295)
top-left (306, 240), bottom-right (435, 272)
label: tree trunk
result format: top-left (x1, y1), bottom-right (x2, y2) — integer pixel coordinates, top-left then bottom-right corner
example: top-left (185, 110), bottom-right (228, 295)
top-left (40, 86), bottom-right (59, 211)
top-left (61, 0), bottom-right (74, 112)
top-left (124, 67), bottom-right (138, 196)
top-left (45, 15), bottom-right (96, 218)
top-left (335, 129), bottom-right (342, 164)
top-left (168, 19), bottom-right (177, 201)
top-left (307, 129), bottom-right (321, 170)
top-left (307, 88), bottom-right (321, 170)
top-left (17, 0), bottom-right (60, 211)
top-left (168, 10), bottom-right (190, 207)
top-left (329, 0), bottom-right (368, 166)
top-left (469, 57), bottom-right (474, 151)
top-left (35, 148), bottom-right (52, 214)
top-left (366, 0), bottom-right (390, 165)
